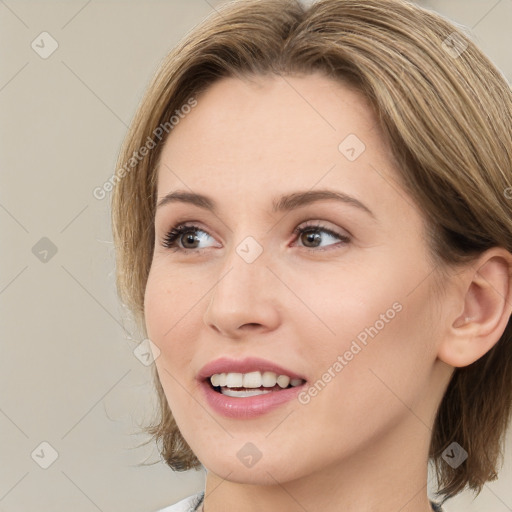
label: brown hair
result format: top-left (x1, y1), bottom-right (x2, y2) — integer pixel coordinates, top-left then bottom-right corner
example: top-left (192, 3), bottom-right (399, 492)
top-left (110, 0), bottom-right (512, 501)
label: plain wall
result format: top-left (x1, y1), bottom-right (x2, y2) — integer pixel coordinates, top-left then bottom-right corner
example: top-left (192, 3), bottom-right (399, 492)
top-left (1, 1), bottom-right (511, 511)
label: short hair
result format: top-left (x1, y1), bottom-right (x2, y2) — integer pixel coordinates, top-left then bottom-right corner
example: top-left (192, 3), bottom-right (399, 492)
top-left (111, 0), bottom-right (512, 500)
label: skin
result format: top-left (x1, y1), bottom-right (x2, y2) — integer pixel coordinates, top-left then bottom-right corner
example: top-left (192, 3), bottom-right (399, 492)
top-left (144, 73), bottom-right (512, 512)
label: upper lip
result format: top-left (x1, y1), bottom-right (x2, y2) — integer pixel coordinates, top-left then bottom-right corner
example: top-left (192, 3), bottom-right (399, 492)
top-left (197, 356), bottom-right (307, 382)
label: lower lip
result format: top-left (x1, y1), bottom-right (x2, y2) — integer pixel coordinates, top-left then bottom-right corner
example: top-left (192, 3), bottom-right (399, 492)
top-left (199, 380), bottom-right (307, 419)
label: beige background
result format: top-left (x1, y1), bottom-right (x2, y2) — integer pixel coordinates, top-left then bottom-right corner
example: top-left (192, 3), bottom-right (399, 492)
top-left (1, 1), bottom-right (511, 511)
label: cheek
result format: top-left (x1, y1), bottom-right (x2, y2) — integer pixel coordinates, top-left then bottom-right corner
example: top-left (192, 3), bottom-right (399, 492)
top-left (143, 272), bottom-right (170, 344)
top-left (297, 254), bottom-right (437, 414)
top-left (143, 264), bottom-right (199, 371)
top-left (144, 268), bottom-right (201, 414)
top-left (144, 259), bottom-right (199, 339)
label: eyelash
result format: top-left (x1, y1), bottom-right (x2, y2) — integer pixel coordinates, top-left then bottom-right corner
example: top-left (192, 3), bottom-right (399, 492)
top-left (160, 222), bottom-right (351, 254)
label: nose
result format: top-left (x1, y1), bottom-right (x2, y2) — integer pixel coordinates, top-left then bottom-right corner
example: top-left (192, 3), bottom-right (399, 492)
top-left (202, 240), bottom-right (281, 339)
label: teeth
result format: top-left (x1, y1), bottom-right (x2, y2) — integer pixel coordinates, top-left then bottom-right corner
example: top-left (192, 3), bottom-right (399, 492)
top-left (209, 371), bottom-right (305, 389)
top-left (243, 371), bottom-right (262, 388)
top-left (276, 375), bottom-right (290, 388)
top-left (221, 388), bottom-right (273, 398)
top-left (225, 373), bottom-right (243, 387)
top-left (262, 371), bottom-right (277, 387)
top-left (210, 373), bottom-right (222, 387)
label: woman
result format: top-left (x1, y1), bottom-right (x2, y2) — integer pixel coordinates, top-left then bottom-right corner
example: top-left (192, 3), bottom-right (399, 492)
top-left (111, 0), bottom-right (512, 510)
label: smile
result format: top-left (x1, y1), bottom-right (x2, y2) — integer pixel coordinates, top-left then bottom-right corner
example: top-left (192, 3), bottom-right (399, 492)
top-left (210, 371), bottom-right (305, 397)
top-left (200, 376), bottom-right (308, 418)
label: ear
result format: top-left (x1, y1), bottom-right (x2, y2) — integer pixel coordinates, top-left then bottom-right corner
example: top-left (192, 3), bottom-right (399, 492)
top-left (437, 247), bottom-right (512, 368)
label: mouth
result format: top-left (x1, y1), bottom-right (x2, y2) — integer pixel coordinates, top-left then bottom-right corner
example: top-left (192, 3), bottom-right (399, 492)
top-left (198, 359), bottom-right (308, 418)
top-left (205, 371), bottom-right (307, 398)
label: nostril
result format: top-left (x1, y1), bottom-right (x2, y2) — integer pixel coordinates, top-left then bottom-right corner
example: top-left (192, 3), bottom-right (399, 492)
top-left (239, 323), bottom-right (262, 331)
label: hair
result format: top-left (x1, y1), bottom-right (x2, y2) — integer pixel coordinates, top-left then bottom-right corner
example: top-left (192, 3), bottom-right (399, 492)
top-left (110, 0), bottom-right (512, 502)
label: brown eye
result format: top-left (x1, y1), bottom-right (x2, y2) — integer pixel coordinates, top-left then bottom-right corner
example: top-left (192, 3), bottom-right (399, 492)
top-left (162, 225), bottom-right (214, 251)
top-left (299, 229), bottom-right (323, 248)
top-left (294, 223), bottom-right (351, 250)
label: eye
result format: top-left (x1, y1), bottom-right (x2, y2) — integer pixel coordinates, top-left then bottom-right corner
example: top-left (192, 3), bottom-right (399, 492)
top-left (160, 221), bottom-right (351, 254)
top-left (161, 224), bottom-right (217, 252)
top-left (292, 222), bottom-right (351, 250)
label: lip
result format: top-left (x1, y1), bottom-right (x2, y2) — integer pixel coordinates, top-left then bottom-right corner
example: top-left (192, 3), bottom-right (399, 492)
top-left (199, 378), bottom-right (307, 419)
top-left (197, 356), bottom-right (307, 382)
top-left (197, 356), bottom-right (308, 419)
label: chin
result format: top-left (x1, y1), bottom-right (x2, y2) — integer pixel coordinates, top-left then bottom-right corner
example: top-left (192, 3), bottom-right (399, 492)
top-left (199, 445), bottom-right (310, 484)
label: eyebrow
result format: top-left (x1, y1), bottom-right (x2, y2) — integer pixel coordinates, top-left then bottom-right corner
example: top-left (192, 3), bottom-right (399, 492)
top-left (156, 189), bottom-right (375, 218)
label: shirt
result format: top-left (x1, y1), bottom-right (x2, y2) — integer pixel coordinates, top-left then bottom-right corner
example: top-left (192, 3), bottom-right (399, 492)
top-left (155, 491), bottom-right (445, 511)
top-left (155, 491), bottom-right (204, 512)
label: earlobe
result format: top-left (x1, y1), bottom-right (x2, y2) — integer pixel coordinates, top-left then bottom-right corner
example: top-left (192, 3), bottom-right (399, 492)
top-left (437, 248), bottom-right (512, 368)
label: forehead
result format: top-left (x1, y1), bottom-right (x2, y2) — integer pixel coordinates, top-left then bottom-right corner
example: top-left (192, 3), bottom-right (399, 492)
top-left (155, 73), bottom-right (408, 220)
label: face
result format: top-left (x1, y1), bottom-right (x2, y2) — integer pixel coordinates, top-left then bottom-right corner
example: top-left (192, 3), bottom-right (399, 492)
top-left (144, 73), bottom-right (450, 484)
